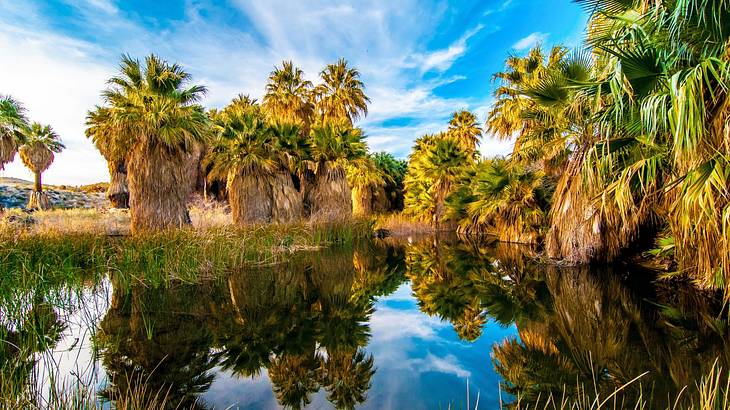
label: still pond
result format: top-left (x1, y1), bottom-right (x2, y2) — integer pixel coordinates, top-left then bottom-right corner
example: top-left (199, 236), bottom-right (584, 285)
top-left (1, 236), bottom-right (727, 409)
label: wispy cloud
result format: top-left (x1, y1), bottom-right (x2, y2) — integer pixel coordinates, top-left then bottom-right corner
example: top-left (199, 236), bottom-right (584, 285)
top-left (512, 32), bottom-right (548, 51)
top-left (409, 24), bottom-right (485, 73)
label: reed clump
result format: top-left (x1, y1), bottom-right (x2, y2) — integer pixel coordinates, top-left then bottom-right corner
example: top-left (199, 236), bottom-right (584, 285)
top-left (0, 218), bottom-right (373, 285)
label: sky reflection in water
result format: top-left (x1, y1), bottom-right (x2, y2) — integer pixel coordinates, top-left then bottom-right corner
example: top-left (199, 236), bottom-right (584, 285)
top-left (1, 237), bottom-right (727, 409)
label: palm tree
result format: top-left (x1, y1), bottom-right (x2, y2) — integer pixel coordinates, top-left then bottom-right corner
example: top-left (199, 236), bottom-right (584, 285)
top-left (269, 121), bottom-right (308, 223)
top-left (18, 123), bottom-right (64, 210)
top-left (98, 54), bottom-right (210, 232)
top-left (447, 110), bottom-right (482, 158)
top-left (207, 104), bottom-right (277, 224)
top-left (372, 152), bottom-right (407, 211)
top-left (85, 106), bottom-right (132, 208)
top-left (306, 122), bottom-right (367, 220)
top-left (0, 95), bottom-right (29, 170)
top-left (314, 58), bottom-right (370, 125)
top-left (263, 61), bottom-right (314, 131)
top-left (346, 155), bottom-right (386, 216)
top-left (447, 158), bottom-right (550, 244)
top-left (575, 0), bottom-right (730, 290)
top-left (419, 137), bottom-right (468, 228)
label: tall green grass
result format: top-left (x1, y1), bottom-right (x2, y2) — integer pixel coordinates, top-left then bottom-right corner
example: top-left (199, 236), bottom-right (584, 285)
top-left (0, 220), bottom-right (373, 287)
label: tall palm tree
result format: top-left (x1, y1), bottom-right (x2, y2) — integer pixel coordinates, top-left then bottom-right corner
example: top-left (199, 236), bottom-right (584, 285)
top-left (85, 106), bottom-right (132, 208)
top-left (207, 104), bottom-right (277, 224)
top-left (18, 123), bottom-right (64, 210)
top-left (98, 54), bottom-right (210, 232)
top-left (314, 58), bottom-right (370, 125)
top-left (306, 122), bottom-right (367, 220)
top-left (447, 110), bottom-right (482, 159)
top-left (575, 0), bottom-right (730, 290)
top-left (263, 61), bottom-right (314, 131)
top-left (0, 95), bottom-right (29, 170)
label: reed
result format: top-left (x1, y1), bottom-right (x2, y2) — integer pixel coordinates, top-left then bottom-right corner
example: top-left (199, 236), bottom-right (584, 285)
top-left (0, 218), bottom-right (374, 286)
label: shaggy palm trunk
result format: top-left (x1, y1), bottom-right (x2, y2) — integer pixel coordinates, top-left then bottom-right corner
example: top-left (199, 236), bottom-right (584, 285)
top-left (307, 162), bottom-right (352, 221)
top-left (107, 160), bottom-right (129, 209)
top-left (0, 136), bottom-right (16, 170)
top-left (271, 170), bottom-right (303, 223)
top-left (127, 142), bottom-right (196, 233)
top-left (352, 185), bottom-right (373, 216)
top-left (27, 171), bottom-right (50, 210)
top-left (228, 171), bottom-right (274, 225)
top-left (546, 145), bottom-right (647, 264)
top-left (371, 185), bottom-right (390, 213)
top-left (545, 150), bottom-right (602, 264)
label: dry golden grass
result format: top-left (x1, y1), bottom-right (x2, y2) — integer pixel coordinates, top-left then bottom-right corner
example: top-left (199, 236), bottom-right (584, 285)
top-left (375, 213), bottom-right (436, 236)
top-left (0, 202), bottom-right (237, 236)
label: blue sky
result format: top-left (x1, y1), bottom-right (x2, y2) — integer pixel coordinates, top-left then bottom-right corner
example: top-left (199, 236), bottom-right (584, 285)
top-left (0, 0), bottom-right (588, 184)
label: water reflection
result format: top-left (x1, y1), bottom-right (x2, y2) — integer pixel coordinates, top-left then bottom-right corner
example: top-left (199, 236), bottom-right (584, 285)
top-left (0, 237), bottom-right (727, 409)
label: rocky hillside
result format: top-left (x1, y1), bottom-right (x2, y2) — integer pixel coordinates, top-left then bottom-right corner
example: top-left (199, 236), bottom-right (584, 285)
top-left (0, 178), bottom-right (108, 209)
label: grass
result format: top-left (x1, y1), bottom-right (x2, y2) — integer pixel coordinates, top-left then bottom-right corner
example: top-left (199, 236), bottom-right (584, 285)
top-left (495, 361), bottom-right (729, 410)
top-left (374, 213), bottom-right (437, 236)
top-left (0, 207), bottom-right (374, 286)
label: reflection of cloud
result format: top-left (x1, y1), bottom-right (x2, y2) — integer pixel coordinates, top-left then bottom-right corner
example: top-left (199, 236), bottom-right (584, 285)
top-left (370, 306), bottom-right (448, 341)
top-left (418, 353), bottom-right (472, 378)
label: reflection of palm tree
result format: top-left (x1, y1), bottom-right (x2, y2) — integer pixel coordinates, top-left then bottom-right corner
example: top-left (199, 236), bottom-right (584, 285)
top-left (97, 282), bottom-right (217, 409)
top-left (319, 349), bottom-right (375, 410)
top-left (0, 298), bottom-right (65, 402)
top-left (268, 352), bottom-right (320, 410)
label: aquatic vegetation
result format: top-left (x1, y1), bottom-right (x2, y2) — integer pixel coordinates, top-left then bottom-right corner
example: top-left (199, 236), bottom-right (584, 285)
top-left (0, 220), bottom-right (374, 286)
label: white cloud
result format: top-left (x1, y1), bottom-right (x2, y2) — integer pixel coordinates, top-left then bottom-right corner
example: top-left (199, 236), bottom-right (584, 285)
top-left (0, 27), bottom-right (114, 185)
top-left (409, 24), bottom-right (485, 73)
top-left (0, 0), bottom-right (496, 184)
top-left (512, 32), bottom-right (548, 51)
top-left (484, 0), bottom-right (515, 16)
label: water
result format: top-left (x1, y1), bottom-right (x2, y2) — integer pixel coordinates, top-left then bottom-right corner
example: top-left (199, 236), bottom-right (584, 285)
top-left (1, 237), bottom-right (728, 409)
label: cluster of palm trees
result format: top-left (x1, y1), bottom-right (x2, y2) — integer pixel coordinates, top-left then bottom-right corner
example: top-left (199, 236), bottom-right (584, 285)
top-left (0, 96), bottom-right (65, 210)
top-left (86, 55), bottom-right (403, 232)
top-left (403, 110), bottom-right (483, 228)
top-left (404, 0), bottom-right (730, 291)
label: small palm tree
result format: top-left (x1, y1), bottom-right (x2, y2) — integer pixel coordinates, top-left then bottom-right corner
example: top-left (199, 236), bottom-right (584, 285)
top-left (263, 61), bottom-right (314, 131)
top-left (307, 122), bottom-right (367, 219)
top-left (0, 95), bottom-right (29, 170)
top-left (314, 58), bottom-right (369, 125)
top-left (99, 54), bottom-right (210, 232)
top-left (447, 110), bottom-right (482, 159)
top-left (18, 123), bottom-right (64, 210)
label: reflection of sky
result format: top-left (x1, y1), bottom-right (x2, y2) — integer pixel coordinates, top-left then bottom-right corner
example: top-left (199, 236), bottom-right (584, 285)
top-left (202, 282), bottom-right (518, 409)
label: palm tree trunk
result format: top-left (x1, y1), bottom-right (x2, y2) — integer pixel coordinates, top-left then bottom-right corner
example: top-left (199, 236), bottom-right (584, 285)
top-left (127, 142), bottom-right (196, 233)
top-left (229, 172), bottom-right (274, 225)
top-left (34, 170), bottom-right (42, 193)
top-left (352, 185), bottom-right (373, 216)
top-left (27, 171), bottom-right (50, 210)
top-left (271, 170), bottom-right (303, 223)
top-left (307, 161), bottom-right (352, 221)
top-left (107, 160), bottom-right (129, 209)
